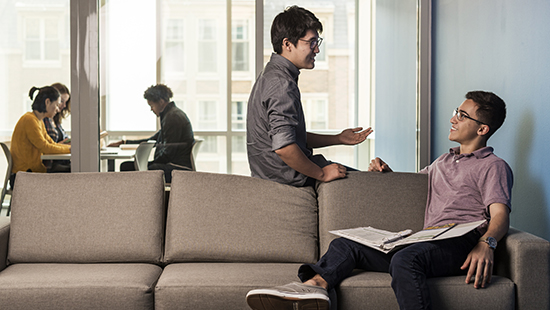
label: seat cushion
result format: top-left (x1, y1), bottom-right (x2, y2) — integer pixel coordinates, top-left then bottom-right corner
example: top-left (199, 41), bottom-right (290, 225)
top-left (0, 263), bottom-right (162, 310)
top-left (336, 271), bottom-right (515, 310)
top-left (8, 171), bottom-right (165, 264)
top-left (165, 171), bottom-right (318, 263)
top-left (317, 172), bottom-right (428, 254)
top-left (155, 263), bottom-right (303, 310)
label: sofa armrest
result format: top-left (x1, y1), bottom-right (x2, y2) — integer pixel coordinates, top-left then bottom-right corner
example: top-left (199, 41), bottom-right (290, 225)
top-left (0, 217), bottom-right (9, 272)
top-left (495, 227), bottom-right (550, 310)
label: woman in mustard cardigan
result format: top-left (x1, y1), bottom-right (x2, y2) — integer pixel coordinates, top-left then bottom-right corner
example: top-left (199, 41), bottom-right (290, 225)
top-left (10, 86), bottom-right (71, 182)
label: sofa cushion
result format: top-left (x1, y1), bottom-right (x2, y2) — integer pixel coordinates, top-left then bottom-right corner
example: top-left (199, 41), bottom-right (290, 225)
top-left (8, 171), bottom-right (165, 264)
top-left (155, 263), bottom-right (303, 310)
top-left (317, 172), bottom-right (428, 254)
top-left (165, 171), bottom-right (318, 263)
top-left (336, 271), bottom-right (515, 309)
top-left (0, 263), bottom-right (162, 310)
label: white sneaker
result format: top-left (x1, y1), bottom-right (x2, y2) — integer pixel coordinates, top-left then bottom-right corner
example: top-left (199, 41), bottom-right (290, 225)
top-left (246, 282), bottom-right (330, 310)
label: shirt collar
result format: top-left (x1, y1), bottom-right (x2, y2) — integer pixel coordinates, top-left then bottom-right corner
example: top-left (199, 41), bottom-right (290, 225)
top-left (159, 101), bottom-right (175, 118)
top-left (449, 146), bottom-right (494, 159)
top-left (269, 53), bottom-right (300, 82)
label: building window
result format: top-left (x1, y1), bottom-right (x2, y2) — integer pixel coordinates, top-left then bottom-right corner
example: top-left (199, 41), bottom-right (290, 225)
top-left (303, 98), bottom-right (328, 130)
top-left (24, 17), bottom-right (61, 63)
top-left (231, 100), bottom-right (247, 130)
top-left (165, 19), bottom-right (185, 73)
top-left (232, 20), bottom-right (249, 72)
top-left (198, 100), bottom-right (217, 130)
top-left (198, 19), bottom-right (217, 73)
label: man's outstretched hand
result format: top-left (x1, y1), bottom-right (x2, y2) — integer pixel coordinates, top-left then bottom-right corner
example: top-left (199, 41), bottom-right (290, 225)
top-left (338, 127), bottom-right (373, 145)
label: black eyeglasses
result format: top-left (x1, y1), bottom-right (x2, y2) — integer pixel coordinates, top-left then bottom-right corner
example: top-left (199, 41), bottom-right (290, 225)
top-left (453, 108), bottom-right (488, 125)
top-left (299, 37), bottom-right (323, 50)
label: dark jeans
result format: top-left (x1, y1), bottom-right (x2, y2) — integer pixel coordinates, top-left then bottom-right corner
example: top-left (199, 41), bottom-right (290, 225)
top-left (298, 230), bottom-right (481, 310)
top-left (120, 161), bottom-right (190, 183)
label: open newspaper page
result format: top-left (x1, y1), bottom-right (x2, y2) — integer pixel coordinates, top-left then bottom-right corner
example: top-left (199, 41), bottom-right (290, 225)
top-left (330, 220), bottom-right (486, 254)
top-left (329, 227), bottom-right (412, 254)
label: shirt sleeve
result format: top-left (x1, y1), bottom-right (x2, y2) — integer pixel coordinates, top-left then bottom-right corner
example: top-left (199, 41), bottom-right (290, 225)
top-left (126, 131), bottom-right (159, 145)
top-left (25, 117), bottom-right (70, 154)
top-left (479, 160), bottom-right (513, 211)
top-left (265, 78), bottom-right (301, 151)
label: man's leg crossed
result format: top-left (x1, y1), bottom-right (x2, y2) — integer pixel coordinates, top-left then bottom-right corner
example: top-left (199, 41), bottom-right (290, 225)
top-left (246, 238), bottom-right (391, 310)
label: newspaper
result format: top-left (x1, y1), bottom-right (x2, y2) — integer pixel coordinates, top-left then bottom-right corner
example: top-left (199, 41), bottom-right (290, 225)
top-left (329, 220), bottom-right (486, 254)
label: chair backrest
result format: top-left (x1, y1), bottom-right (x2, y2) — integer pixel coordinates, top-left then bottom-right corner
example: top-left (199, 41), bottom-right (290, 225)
top-left (1, 142), bottom-right (13, 212)
top-left (189, 139), bottom-right (203, 171)
top-left (133, 141), bottom-right (156, 171)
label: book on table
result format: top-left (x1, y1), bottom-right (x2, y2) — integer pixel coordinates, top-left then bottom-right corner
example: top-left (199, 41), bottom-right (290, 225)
top-left (329, 220), bottom-right (486, 254)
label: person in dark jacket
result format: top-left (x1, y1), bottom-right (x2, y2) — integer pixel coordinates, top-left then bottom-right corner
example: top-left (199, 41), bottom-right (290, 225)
top-left (109, 84), bottom-right (194, 183)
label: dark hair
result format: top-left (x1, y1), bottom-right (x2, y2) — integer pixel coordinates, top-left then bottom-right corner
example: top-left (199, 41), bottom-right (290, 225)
top-left (143, 84), bottom-right (173, 103)
top-left (271, 6), bottom-right (323, 54)
top-left (29, 86), bottom-right (60, 113)
top-left (466, 91), bottom-right (506, 138)
top-left (51, 83), bottom-right (71, 124)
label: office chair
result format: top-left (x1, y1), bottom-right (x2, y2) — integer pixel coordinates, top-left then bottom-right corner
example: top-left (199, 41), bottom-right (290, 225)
top-left (1, 142), bottom-right (13, 216)
top-left (167, 138), bottom-right (204, 172)
top-left (133, 141), bottom-right (156, 171)
top-left (189, 138), bottom-right (203, 171)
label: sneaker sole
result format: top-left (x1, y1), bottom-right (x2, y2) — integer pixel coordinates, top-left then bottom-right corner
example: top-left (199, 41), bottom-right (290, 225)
top-left (247, 293), bottom-right (329, 310)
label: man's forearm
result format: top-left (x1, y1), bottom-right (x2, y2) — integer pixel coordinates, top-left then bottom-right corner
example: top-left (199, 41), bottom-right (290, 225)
top-left (275, 143), bottom-right (325, 180)
top-left (306, 132), bottom-right (339, 149)
top-left (482, 203), bottom-right (510, 242)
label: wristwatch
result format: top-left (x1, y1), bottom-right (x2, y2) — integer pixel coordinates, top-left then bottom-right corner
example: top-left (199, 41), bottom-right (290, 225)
top-left (480, 236), bottom-right (497, 250)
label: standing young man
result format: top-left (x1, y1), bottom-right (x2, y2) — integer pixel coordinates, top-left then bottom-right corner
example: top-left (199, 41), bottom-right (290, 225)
top-left (246, 6), bottom-right (372, 187)
top-left (246, 91), bottom-right (513, 310)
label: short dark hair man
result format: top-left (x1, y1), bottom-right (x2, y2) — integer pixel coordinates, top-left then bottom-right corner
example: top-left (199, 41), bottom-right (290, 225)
top-left (246, 6), bottom-right (372, 187)
top-left (109, 84), bottom-right (194, 183)
top-left (246, 91), bottom-right (513, 310)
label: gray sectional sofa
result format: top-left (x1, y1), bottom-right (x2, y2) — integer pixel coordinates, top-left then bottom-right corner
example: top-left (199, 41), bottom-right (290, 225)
top-left (0, 170), bottom-right (548, 309)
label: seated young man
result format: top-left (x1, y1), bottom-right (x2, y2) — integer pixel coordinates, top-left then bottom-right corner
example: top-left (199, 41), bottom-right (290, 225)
top-left (246, 91), bottom-right (513, 310)
top-left (247, 6), bottom-right (372, 187)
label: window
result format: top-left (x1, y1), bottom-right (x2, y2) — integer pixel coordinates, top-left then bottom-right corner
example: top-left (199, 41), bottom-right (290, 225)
top-left (0, 1), bottom-right (70, 145)
top-left (231, 101), bottom-right (247, 130)
top-left (232, 20), bottom-right (249, 72)
top-left (303, 98), bottom-right (328, 130)
top-left (198, 19), bottom-right (217, 73)
top-left (198, 100), bottom-right (218, 130)
top-left (64, 0), bottom-right (424, 175)
top-left (165, 19), bottom-right (185, 73)
top-left (24, 17), bottom-right (61, 63)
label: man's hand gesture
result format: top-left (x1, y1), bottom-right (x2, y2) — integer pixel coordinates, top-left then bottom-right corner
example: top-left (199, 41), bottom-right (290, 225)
top-left (338, 127), bottom-right (373, 145)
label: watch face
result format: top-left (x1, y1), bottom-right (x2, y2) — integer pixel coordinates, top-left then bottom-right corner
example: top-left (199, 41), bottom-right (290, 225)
top-left (487, 237), bottom-right (497, 249)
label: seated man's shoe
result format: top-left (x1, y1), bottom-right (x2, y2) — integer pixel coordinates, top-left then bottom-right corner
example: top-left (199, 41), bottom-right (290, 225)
top-left (246, 282), bottom-right (330, 310)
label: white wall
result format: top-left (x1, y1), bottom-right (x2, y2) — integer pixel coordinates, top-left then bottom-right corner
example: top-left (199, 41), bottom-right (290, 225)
top-left (432, 0), bottom-right (550, 240)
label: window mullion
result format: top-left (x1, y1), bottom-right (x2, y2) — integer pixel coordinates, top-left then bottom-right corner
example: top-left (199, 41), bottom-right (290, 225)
top-left (226, 0), bottom-right (232, 174)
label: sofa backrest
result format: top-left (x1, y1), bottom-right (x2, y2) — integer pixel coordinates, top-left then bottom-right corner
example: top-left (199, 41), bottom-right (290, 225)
top-left (8, 171), bottom-right (165, 264)
top-left (164, 171), bottom-right (319, 264)
top-left (317, 172), bottom-right (428, 254)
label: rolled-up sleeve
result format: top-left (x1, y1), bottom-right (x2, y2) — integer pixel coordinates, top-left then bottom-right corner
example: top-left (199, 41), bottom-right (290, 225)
top-left (265, 79), bottom-right (301, 151)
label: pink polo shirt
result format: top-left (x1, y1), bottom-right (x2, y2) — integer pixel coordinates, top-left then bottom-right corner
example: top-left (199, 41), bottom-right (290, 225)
top-left (420, 146), bottom-right (513, 233)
